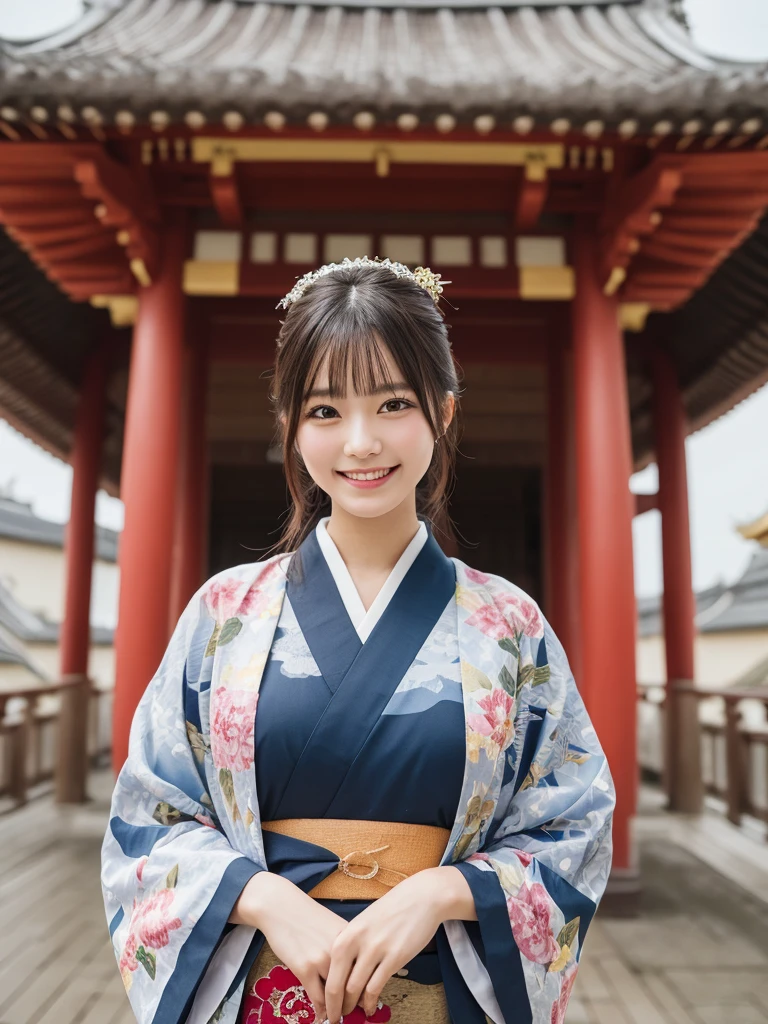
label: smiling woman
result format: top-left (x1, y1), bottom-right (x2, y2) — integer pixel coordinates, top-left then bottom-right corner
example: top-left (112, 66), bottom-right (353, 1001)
top-left (269, 259), bottom-right (460, 566)
top-left (101, 257), bottom-right (615, 1024)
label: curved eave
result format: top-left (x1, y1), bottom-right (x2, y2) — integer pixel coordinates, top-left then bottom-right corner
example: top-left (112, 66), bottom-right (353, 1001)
top-left (0, 0), bottom-right (767, 128)
top-left (630, 208), bottom-right (768, 467)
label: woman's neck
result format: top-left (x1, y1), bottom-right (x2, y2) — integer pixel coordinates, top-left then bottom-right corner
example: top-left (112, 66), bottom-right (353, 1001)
top-left (324, 504), bottom-right (422, 580)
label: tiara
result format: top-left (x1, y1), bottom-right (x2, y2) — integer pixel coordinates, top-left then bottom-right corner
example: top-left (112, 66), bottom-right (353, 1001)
top-left (276, 255), bottom-right (450, 309)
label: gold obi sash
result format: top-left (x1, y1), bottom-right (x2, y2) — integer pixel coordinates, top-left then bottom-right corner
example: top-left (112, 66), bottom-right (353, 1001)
top-left (261, 819), bottom-right (451, 900)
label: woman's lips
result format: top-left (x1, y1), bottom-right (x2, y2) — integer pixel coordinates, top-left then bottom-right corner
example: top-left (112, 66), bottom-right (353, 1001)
top-left (336, 466), bottom-right (400, 489)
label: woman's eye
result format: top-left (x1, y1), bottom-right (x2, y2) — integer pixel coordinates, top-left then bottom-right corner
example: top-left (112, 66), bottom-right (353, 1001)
top-left (307, 406), bottom-right (337, 420)
top-left (382, 398), bottom-right (412, 413)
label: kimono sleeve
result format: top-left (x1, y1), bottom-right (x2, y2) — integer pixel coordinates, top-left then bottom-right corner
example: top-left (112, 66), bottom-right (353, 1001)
top-left (450, 611), bottom-right (615, 1024)
top-left (101, 582), bottom-right (264, 1024)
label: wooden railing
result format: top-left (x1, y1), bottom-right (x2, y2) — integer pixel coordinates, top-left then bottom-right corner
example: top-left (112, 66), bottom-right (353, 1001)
top-left (638, 682), bottom-right (768, 832)
top-left (0, 679), bottom-right (112, 809)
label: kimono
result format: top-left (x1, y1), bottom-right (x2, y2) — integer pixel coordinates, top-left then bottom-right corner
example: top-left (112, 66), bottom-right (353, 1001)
top-left (101, 515), bottom-right (615, 1024)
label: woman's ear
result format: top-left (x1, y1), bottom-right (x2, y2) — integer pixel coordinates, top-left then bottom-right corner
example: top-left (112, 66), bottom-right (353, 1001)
top-left (442, 390), bottom-right (456, 434)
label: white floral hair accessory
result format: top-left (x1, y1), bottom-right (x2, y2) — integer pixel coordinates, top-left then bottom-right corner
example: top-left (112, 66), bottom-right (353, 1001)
top-left (276, 255), bottom-right (450, 309)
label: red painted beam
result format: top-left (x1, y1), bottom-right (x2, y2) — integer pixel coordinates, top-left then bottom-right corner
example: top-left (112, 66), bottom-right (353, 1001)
top-left (0, 183), bottom-right (82, 204)
top-left (634, 492), bottom-right (659, 516)
top-left (52, 263), bottom-right (130, 284)
top-left (30, 234), bottom-right (117, 264)
top-left (66, 278), bottom-right (134, 300)
top-left (6, 219), bottom-right (105, 246)
top-left (209, 169), bottom-right (243, 227)
top-left (515, 176), bottom-right (548, 231)
top-left (0, 203), bottom-right (93, 226)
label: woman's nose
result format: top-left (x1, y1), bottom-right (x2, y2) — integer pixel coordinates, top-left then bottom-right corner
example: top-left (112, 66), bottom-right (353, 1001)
top-left (343, 418), bottom-right (382, 457)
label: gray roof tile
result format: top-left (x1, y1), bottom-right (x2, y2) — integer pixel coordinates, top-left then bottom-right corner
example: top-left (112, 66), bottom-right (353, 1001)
top-left (1, 0), bottom-right (766, 123)
top-left (638, 546), bottom-right (768, 636)
top-left (0, 496), bottom-right (118, 563)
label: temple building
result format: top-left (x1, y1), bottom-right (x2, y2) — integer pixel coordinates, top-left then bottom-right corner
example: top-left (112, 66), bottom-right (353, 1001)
top-left (2, 0), bottom-right (768, 901)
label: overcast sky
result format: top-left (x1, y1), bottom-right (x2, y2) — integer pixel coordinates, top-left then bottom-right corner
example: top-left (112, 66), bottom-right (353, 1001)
top-left (0, 0), bottom-right (767, 599)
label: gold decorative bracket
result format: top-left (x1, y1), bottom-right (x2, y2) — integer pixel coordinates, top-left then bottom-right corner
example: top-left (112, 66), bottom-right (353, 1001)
top-left (192, 138), bottom-right (564, 180)
top-left (91, 294), bottom-right (138, 326)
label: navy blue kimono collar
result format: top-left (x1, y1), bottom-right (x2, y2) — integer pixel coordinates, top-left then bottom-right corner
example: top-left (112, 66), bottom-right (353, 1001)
top-left (277, 520), bottom-right (457, 817)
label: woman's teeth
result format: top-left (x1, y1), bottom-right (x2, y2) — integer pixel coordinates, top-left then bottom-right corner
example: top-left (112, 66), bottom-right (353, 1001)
top-left (341, 468), bottom-right (393, 480)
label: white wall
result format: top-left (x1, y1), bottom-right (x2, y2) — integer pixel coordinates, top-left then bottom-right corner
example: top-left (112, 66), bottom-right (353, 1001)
top-left (0, 536), bottom-right (119, 628)
top-left (637, 629), bottom-right (768, 689)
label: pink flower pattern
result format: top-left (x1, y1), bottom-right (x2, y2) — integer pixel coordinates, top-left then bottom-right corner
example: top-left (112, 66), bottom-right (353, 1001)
top-left (506, 882), bottom-right (561, 965)
top-left (491, 591), bottom-right (544, 638)
top-left (211, 689), bottom-right (259, 773)
top-left (464, 567), bottom-right (544, 640)
top-left (551, 962), bottom-right (579, 1024)
top-left (204, 575), bottom-right (276, 625)
top-left (465, 602), bottom-right (511, 641)
top-left (465, 567), bottom-right (491, 585)
top-left (131, 887), bottom-right (183, 950)
top-left (119, 886), bottom-right (183, 979)
top-left (467, 689), bottom-right (516, 751)
top-left (119, 931), bottom-right (139, 975)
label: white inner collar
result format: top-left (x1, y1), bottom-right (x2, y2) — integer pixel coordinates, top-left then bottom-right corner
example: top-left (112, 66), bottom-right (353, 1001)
top-left (315, 516), bottom-right (428, 643)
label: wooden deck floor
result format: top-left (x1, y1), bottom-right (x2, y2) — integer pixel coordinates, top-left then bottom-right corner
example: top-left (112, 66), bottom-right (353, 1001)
top-left (1, 773), bottom-right (767, 1024)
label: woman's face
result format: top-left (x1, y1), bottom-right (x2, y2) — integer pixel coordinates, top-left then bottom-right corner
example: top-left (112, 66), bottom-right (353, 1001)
top-left (292, 343), bottom-right (453, 520)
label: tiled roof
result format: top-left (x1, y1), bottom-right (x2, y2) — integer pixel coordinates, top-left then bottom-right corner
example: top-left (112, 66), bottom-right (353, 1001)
top-left (0, 629), bottom-right (44, 675)
top-left (0, 574), bottom-right (114, 647)
top-left (638, 546), bottom-right (768, 637)
top-left (0, 0), bottom-right (766, 126)
top-left (0, 495), bottom-right (119, 563)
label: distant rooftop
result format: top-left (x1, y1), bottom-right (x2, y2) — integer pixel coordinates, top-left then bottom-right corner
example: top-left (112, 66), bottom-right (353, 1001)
top-left (0, 494), bottom-right (118, 563)
top-left (0, 628), bottom-right (44, 676)
top-left (0, 574), bottom-right (114, 647)
top-left (638, 545), bottom-right (768, 637)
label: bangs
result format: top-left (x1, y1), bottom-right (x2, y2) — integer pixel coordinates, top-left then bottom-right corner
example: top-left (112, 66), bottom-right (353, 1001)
top-left (303, 318), bottom-right (403, 402)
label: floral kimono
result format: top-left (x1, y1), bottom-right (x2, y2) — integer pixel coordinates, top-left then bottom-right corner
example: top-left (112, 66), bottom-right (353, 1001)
top-left (101, 516), bottom-right (614, 1024)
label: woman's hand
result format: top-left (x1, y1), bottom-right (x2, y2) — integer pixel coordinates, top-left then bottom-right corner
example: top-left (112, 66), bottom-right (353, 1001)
top-left (231, 872), bottom-right (347, 1021)
top-left (324, 866), bottom-right (476, 1023)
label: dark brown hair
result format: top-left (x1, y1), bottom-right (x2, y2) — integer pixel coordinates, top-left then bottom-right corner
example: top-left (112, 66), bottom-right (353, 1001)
top-left (265, 262), bottom-right (463, 558)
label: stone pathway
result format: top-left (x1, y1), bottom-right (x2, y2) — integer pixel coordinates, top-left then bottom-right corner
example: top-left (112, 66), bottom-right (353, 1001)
top-left (1, 774), bottom-right (766, 1024)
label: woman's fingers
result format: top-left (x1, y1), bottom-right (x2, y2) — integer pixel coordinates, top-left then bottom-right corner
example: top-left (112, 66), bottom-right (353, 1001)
top-left (341, 956), bottom-right (380, 1017)
top-left (301, 973), bottom-right (327, 1023)
top-left (361, 961), bottom-right (394, 1019)
top-left (323, 944), bottom-right (355, 1024)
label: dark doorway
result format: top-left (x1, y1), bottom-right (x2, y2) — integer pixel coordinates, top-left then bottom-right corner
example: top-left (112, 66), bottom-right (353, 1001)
top-left (208, 462), bottom-right (543, 605)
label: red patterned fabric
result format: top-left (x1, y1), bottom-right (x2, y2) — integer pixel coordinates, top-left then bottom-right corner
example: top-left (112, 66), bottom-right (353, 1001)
top-left (240, 962), bottom-right (391, 1024)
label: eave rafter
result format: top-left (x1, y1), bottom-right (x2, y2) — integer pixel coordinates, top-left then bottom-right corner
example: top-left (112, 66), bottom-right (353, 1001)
top-left (600, 152), bottom-right (768, 311)
top-left (209, 164), bottom-right (243, 227)
top-left (0, 143), bottom-right (159, 302)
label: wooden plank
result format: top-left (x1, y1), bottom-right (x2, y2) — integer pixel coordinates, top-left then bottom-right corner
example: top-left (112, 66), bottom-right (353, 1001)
top-left (78, 983), bottom-right (129, 1024)
top-left (642, 975), bottom-right (701, 1024)
top-left (597, 956), bottom-right (669, 1024)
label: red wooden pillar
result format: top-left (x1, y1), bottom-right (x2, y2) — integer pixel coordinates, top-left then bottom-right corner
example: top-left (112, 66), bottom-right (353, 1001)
top-left (571, 221), bottom-right (638, 897)
top-left (56, 343), bottom-right (109, 803)
top-left (112, 214), bottom-right (188, 773)
top-left (169, 317), bottom-right (210, 629)
top-left (651, 347), bottom-right (702, 813)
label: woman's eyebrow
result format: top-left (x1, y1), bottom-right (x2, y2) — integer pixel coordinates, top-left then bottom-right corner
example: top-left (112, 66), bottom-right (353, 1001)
top-left (304, 381), bottom-right (412, 400)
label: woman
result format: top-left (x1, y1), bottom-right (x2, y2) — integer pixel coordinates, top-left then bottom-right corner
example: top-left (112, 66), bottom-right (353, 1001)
top-left (101, 257), bottom-right (615, 1024)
